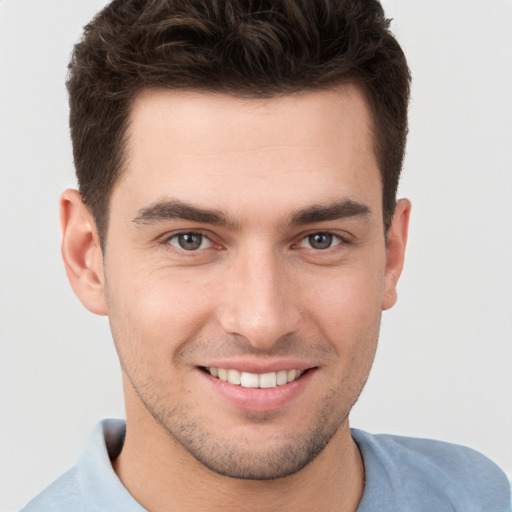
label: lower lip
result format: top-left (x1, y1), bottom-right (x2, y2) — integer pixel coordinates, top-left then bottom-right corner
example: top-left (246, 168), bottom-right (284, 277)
top-left (197, 368), bottom-right (316, 412)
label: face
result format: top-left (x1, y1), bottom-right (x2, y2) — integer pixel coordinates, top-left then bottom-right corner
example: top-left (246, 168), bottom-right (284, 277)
top-left (70, 86), bottom-right (408, 480)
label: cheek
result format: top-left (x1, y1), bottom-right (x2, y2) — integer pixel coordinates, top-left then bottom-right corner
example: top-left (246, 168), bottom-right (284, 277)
top-left (304, 261), bottom-right (384, 336)
top-left (299, 263), bottom-right (384, 392)
top-left (105, 269), bottom-right (214, 371)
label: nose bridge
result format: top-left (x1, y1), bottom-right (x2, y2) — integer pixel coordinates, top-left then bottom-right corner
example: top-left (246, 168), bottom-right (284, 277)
top-left (219, 243), bottom-right (301, 348)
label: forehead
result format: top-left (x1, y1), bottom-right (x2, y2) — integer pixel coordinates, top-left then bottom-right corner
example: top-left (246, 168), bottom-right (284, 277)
top-left (114, 85), bottom-right (380, 221)
top-left (127, 85), bottom-right (374, 160)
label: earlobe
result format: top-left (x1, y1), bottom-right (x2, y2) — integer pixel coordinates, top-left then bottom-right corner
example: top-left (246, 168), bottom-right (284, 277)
top-left (60, 189), bottom-right (108, 316)
top-left (382, 198), bottom-right (411, 311)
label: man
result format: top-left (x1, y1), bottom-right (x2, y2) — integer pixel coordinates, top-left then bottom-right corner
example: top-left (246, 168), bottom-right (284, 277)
top-left (21, 0), bottom-right (510, 511)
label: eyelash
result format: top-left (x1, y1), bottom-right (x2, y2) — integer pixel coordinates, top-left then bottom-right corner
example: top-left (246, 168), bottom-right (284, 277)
top-left (162, 230), bottom-right (349, 254)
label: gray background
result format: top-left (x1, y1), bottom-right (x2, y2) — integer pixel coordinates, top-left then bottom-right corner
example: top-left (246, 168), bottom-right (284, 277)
top-left (1, 1), bottom-right (511, 510)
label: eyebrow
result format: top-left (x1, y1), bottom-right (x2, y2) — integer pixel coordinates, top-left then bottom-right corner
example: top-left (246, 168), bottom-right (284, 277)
top-left (132, 198), bottom-right (371, 228)
top-left (132, 199), bottom-right (239, 228)
top-left (289, 199), bottom-right (371, 226)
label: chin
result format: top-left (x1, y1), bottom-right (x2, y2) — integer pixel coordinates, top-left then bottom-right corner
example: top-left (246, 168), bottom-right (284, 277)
top-left (155, 406), bottom-right (346, 480)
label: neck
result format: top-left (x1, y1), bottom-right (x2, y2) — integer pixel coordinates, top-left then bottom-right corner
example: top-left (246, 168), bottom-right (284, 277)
top-left (113, 411), bottom-right (364, 512)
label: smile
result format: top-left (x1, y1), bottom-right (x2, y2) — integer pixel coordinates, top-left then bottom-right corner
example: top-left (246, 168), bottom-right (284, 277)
top-left (205, 367), bottom-right (305, 389)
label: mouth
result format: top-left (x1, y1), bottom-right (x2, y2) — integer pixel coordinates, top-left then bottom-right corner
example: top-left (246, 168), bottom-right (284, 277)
top-left (198, 364), bottom-right (316, 412)
top-left (201, 366), bottom-right (308, 389)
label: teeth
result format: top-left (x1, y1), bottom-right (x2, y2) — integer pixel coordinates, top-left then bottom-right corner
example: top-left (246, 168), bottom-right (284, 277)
top-left (240, 371), bottom-right (259, 388)
top-left (227, 369), bottom-right (241, 385)
top-left (207, 367), bottom-right (304, 388)
top-left (276, 370), bottom-right (288, 386)
top-left (259, 372), bottom-right (277, 388)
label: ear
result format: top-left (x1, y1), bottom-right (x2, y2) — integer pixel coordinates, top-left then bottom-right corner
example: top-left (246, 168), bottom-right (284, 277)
top-left (60, 189), bottom-right (107, 315)
top-left (382, 198), bottom-right (411, 311)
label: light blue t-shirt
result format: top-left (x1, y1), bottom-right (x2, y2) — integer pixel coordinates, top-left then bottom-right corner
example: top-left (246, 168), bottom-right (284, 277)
top-left (21, 419), bottom-right (511, 512)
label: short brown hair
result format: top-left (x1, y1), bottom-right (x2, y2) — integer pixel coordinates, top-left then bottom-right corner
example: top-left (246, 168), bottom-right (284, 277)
top-left (67, 0), bottom-right (411, 245)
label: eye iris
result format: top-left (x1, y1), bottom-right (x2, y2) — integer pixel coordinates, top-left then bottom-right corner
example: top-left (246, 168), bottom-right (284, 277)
top-left (309, 233), bottom-right (333, 250)
top-left (178, 233), bottom-right (202, 250)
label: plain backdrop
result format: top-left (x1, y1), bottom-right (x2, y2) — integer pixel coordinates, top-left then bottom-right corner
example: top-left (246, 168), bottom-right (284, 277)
top-left (1, 1), bottom-right (511, 510)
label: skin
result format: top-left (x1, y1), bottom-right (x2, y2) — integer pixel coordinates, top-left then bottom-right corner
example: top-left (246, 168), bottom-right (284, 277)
top-left (61, 85), bottom-right (410, 512)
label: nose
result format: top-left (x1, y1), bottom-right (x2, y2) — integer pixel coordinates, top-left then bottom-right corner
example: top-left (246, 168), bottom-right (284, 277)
top-left (218, 245), bottom-right (302, 350)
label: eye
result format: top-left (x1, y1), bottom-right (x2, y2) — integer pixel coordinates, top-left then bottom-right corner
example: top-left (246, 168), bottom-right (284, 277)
top-left (298, 232), bottom-right (342, 250)
top-left (168, 232), bottom-right (212, 251)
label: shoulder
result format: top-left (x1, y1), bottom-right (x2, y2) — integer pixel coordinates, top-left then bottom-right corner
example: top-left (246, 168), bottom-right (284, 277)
top-left (20, 467), bottom-right (84, 512)
top-left (19, 419), bottom-right (134, 512)
top-left (351, 429), bottom-right (511, 512)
